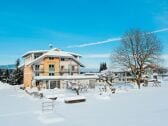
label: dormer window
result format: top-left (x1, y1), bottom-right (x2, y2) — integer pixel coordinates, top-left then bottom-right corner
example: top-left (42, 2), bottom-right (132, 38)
top-left (35, 55), bottom-right (39, 59)
top-left (49, 57), bottom-right (54, 60)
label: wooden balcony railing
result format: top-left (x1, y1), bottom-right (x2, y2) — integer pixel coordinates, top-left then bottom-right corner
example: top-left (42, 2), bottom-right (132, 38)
top-left (60, 68), bottom-right (79, 73)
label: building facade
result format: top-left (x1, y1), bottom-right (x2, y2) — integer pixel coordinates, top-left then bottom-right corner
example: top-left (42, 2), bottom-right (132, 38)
top-left (22, 48), bottom-right (97, 89)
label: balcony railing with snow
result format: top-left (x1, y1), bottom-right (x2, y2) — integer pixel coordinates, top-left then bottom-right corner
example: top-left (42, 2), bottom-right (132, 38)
top-left (60, 68), bottom-right (79, 73)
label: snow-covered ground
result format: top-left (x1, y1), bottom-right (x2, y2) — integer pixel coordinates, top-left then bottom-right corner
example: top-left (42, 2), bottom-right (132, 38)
top-left (0, 81), bottom-right (168, 126)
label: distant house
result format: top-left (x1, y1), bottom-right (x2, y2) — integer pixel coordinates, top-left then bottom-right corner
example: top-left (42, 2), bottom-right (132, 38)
top-left (22, 48), bottom-right (98, 89)
top-left (98, 69), bottom-right (132, 84)
top-left (112, 70), bottom-right (134, 83)
top-left (110, 64), bottom-right (168, 83)
top-left (143, 64), bottom-right (168, 80)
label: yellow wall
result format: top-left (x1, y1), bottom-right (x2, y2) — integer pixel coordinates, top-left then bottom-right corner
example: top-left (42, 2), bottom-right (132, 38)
top-left (41, 57), bottom-right (60, 76)
top-left (23, 65), bottom-right (33, 87)
top-left (23, 57), bottom-right (60, 88)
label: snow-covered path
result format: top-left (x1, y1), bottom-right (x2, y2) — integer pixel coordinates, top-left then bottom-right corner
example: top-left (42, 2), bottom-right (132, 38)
top-left (0, 83), bottom-right (168, 126)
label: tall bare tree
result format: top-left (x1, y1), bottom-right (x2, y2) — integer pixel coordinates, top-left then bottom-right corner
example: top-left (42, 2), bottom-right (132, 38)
top-left (112, 29), bottom-right (162, 89)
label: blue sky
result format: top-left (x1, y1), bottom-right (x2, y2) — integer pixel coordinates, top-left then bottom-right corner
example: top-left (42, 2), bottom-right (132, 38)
top-left (0, 0), bottom-right (168, 68)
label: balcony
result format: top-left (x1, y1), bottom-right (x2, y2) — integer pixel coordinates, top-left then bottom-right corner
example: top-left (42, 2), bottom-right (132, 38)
top-left (33, 65), bottom-right (44, 73)
top-left (60, 68), bottom-right (79, 73)
top-left (49, 68), bottom-right (55, 72)
top-left (34, 68), bottom-right (44, 73)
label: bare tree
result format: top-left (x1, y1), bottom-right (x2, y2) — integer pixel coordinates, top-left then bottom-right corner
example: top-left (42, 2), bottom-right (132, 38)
top-left (98, 71), bottom-right (118, 94)
top-left (112, 29), bottom-right (161, 89)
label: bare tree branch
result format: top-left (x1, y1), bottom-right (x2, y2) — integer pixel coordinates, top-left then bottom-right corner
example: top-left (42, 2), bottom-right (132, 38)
top-left (112, 29), bottom-right (162, 89)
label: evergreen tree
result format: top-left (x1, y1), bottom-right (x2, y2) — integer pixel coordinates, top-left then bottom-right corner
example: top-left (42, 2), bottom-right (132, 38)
top-left (16, 59), bottom-right (20, 69)
top-left (99, 63), bottom-right (102, 72)
top-left (99, 63), bottom-right (103, 72)
top-left (0, 69), bottom-right (3, 81)
top-left (5, 69), bottom-right (10, 83)
top-left (104, 62), bottom-right (107, 70)
top-left (99, 62), bottom-right (108, 72)
top-left (13, 59), bottom-right (23, 85)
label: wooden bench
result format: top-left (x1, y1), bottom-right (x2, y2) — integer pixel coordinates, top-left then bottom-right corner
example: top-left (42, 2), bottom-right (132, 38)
top-left (64, 96), bottom-right (86, 104)
top-left (45, 95), bottom-right (58, 100)
top-left (48, 97), bottom-right (57, 100)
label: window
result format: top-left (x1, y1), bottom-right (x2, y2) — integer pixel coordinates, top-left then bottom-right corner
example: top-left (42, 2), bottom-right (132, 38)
top-left (35, 55), bottom-right (40, 59)
top-left (61, 66), bottom-right (64, 70)
top-left (49, 64), bottom-right (54, 68)
top-left (35, 72), bottom-right (39, 76)
top-left (49, 72), bottom-right (55, 76)
top-left (36, 81), bottom-right (40, 86)
top-left (61, 58), bottom-right (65, 61)
top-left (49, 64), bottom-right (55, 72)
top-left (127, 72), bottom-right (131, 76)
top-left (35, 65), bottom-right (40, 70)
top-left (49, 57), bottom-right (54, 60)
top-left (72, 66), bottom-right (75, 71)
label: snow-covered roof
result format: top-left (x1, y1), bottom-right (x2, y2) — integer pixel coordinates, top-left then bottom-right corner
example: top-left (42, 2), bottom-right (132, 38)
top-left (65, 52), bottom-right (82, 57)
top-left (22, 50), bottom-right (48, 57)
top-left (26, 49), bottom-right (84, 67)
top-left (22, 48), bottom-right (82, 58)
top-left (101, 68), bottom-right (129, 73)
top-left (34, 75), bottom-right (99, 80)
top-left (45, 49), bottom-right (73, 57)
top-left (18, 64), bottom-right (24, 69)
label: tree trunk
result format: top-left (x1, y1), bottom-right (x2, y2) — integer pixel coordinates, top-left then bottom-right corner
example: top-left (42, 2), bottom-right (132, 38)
top-left (137, 78), bottom-right (141, 89)
top-left (75, 89), bottom-right (79, 95)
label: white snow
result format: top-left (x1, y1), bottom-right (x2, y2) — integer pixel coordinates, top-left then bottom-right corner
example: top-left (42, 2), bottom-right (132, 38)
top-left (0, 82), bottom-right (11, 90)
top-left (0, 81), bottom-right (168, 126)
top-left (64, 96), bottom-right (86, 101)
top-left (38, 113), bottom-right (65, 124)
top-left (34, 75), bottom-right (98, 80)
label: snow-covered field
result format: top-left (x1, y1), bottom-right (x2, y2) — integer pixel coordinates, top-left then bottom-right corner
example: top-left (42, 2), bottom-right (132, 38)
top-left (0, 82), bottom-right (168, 126)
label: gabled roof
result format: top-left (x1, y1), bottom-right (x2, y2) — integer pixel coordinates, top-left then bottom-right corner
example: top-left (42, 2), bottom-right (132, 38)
top-left (25, 49), bottom-right (84, 67)
top-left (22, 50), bottom-right (48, 57)
top-left (22, 48), bottom-right (82, 58)
top-left (65, 52), bottom-right (82, 57)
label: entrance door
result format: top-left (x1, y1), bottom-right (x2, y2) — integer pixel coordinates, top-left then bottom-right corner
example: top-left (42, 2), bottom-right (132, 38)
top-left (50, 81), bottom-right (60, 89)
top-left (50, 81), bottom-right (56, 89)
